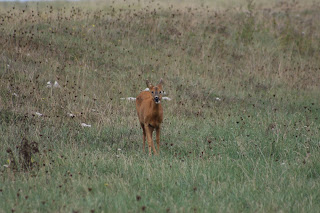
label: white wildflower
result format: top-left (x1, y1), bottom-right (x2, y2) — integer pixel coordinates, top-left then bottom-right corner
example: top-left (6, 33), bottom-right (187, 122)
top-left (120, 97), bottom-right (136, 101)
top-left (162, 97), bottom-right (172, 101)
top-left (46, 81), bottom-right (60, 88)
top-left (46, 81), bottom-right (52, 88)
top-left (53, 81), bottom-right (61, 88)
top-left (67, 113), bottom-right (75, 118)
top-left (81, 123), bottom-right (91, 127)
top-left (35, 112), bottom-right (43, 117)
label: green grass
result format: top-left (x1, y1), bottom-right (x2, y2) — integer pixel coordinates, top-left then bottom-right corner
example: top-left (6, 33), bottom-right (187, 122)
top-left (1, 0), bottom-right (320, 212)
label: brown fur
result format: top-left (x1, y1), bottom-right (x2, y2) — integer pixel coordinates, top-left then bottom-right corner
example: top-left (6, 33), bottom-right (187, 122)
top-left (136, 79), bottom-right (164, 156)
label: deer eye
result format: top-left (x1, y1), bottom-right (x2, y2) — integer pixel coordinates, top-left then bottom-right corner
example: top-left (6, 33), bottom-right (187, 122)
top-left (151, 91), bottom-right (154, 94)
top-left (159, 91), bottom-right (162, 94)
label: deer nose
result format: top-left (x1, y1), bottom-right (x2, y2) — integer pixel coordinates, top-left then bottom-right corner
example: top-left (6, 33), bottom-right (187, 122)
top-left (155, 96), bottom-right (159, 102)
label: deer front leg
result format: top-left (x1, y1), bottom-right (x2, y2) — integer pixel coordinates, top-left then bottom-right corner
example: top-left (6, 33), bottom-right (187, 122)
top-left (141, 123), bottom-right (146, 153)
top-left (145, 124), bottom-right (157, 156)
top-left (156, 127), bottom-right (160, 154)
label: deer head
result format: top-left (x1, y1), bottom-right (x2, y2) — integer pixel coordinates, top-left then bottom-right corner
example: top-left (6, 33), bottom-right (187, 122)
top-left (146, 78), bottom-right (164, 104)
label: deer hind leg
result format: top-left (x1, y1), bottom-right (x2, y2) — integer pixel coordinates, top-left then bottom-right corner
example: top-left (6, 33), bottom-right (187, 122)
top-left (145, 124), bottom-right (157, 156)
top-left (141, 123), bottom-right (146, 153)
top-left (156, 127), bottom-right (160, 153)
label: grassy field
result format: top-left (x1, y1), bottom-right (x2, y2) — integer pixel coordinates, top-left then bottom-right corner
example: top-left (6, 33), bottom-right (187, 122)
top-left (1, 0), bottom-right (320, 212)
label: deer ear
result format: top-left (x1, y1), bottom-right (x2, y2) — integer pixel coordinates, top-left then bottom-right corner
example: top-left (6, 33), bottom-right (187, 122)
top-left (146, 79), bottom-right (153, 89)
top-left (158, 78), bottom-right (163, 86)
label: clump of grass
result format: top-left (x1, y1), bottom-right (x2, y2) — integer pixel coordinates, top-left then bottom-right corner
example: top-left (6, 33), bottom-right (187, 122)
top-left (4, 137), bottom-right (39, 172)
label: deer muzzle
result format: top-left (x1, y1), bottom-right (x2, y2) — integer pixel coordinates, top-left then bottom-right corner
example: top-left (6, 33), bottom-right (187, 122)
top-left (154, 96), bottom-right (160, 104)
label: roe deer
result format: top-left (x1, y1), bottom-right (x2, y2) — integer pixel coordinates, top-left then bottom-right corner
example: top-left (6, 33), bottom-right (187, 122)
top-left (136, 79), bottom-right (164, 156)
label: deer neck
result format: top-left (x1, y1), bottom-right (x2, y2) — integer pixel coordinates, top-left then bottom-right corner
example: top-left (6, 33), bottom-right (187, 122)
top-left (151, 100), bottom-right (161, 112)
